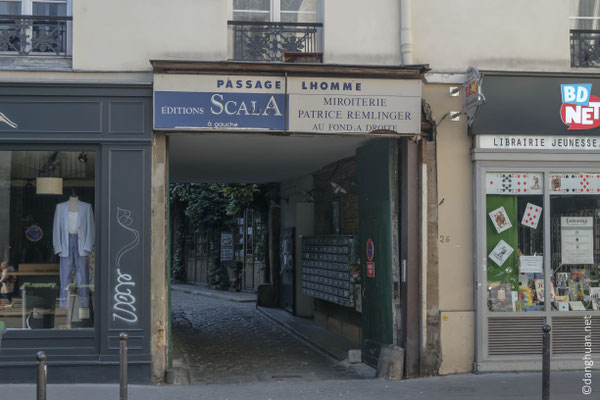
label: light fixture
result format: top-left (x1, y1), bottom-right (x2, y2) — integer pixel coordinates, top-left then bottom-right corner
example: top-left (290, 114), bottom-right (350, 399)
top-left (330, 181), bottom-right (347, 195)
top-left (78, 152), bottom-right (88, 163)
top-left (36, 177), bottom-right (63, 195)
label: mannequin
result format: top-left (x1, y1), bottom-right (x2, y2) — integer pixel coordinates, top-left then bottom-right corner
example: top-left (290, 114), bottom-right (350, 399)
top-left (53, 194), bottom-right (95, 311)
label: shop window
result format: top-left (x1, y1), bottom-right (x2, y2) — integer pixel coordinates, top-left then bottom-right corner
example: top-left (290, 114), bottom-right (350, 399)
top-left (0, 0), bottom-right (72, 57)
top-left (550, 173), bottom-right (600, 312)
top-left (0, 150), bottom-right (95, 329)
top-left (486, 173), bottom-right (545, 312)
top-left (486, 171), bottom-right (600, 314)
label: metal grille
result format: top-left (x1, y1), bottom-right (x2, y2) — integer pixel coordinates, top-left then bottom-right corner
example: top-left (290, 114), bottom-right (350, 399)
top-left (552, 316), bottom-right (600, 355)
top-left (228, 20), bottom-right (322, 62)
top-left (0, 15), bottom-right (71, 56)
top-left (488, 317), bottom-right (545, 356)
top-left (571, 30), bottom-right (600, 68)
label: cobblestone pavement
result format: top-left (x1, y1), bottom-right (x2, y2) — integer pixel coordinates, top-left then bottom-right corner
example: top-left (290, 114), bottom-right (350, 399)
top-left (171, 289), bottom-right (365, 384)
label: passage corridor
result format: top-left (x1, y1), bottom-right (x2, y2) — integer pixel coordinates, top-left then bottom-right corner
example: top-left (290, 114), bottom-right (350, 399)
top-left (171, 288), bottom-right (365, 384)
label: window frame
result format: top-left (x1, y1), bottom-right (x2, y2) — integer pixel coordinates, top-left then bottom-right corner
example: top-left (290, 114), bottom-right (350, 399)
top-left (0, 0), bottom-right (72, 57)
top-left (232, 0), bottom-right (320, 23)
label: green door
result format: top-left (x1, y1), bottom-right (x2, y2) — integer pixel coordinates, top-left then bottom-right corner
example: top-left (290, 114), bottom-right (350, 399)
top-left (357, 139), bottom-right (394, 367)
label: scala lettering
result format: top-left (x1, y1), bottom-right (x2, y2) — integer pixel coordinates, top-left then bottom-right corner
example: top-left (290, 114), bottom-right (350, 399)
top-left (210, 93), bottom-right (283, 116)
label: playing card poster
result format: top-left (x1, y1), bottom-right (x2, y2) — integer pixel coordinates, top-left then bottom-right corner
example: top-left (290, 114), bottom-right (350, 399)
top-left (561, 217), bottom-right (594, 264)
top-left (521, 203), bottom-right (542, 229)
top-left (489, 239), bottom-right (514, 266)
top-left (550, 173), bottom-right (600, 194)
top-left (486, 173), bottom-right (543, 195)
top-left (489, 206), bottom-right (512, 233)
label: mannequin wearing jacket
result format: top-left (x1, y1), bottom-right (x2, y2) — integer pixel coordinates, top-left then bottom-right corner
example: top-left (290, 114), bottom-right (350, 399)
top-left (53, 196), bottom-right (94, 309)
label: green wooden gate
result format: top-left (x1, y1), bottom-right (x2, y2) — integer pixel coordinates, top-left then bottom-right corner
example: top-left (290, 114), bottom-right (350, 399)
top-left (357, 139), bottom-right (394, 367)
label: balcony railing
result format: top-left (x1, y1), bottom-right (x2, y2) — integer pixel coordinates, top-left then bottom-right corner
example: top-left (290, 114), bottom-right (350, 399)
top-left (570, 29), bottom-right (600, 68)
top-left (228, 20), bottom-right (322, 62)
top-left (0, 15), bottom-right (71, 57)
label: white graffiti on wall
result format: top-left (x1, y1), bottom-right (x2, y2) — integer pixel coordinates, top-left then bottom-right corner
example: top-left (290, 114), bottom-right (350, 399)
top-left (112, 207), bottom-right (140, 323)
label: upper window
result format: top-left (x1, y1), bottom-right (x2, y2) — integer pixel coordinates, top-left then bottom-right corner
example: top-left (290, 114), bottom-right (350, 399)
top-left (0, 0), bottom-right (71, 57)
top-left (233, 0), bottom-right (318, 23)
top-left (570, 0), bottom-right (600, 67)
top-left (229, 0), bottom-right (322, 62)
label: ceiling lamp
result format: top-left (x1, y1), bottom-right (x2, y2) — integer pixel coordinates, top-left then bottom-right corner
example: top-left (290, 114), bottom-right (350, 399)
top-left (36, 177), bottom-right (63, 195)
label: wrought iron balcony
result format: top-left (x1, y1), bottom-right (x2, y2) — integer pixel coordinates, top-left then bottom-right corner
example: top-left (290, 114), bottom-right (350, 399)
top-left (570, 29), bottom-right (600, 68)
top-left (228, 20), bottom-right (322, 62)
top-left (0, 15), bottom-right (71, 57)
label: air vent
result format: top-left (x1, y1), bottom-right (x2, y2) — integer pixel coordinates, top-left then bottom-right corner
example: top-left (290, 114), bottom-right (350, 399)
top-left (488, 317), bottom-right (545, 356)
top-left (552, 316), bottom-right (600, 355)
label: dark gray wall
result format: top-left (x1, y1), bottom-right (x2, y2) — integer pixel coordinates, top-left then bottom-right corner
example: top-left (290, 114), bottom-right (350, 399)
top-left (471, 73), bottom-right (600, 136)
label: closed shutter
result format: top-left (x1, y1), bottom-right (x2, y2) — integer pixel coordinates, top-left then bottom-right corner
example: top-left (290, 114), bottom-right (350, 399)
top-left (552, 316), bottom-right (600, 355)
top-left (488, 317), bottom-right (545, 356)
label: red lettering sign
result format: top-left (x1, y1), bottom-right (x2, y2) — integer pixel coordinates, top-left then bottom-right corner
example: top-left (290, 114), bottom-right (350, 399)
top-left (561, 94), bottom-right (600, 130)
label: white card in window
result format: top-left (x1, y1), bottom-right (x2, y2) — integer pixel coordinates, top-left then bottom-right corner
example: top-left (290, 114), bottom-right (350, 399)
top-left (486, 173), bottom-right (543, 195)
top-left (519, 255), bottom-right (543, 274)
top-left (489, 206), bottom-right (512, 233)
top-left (558, 302), bottom-right (569, 312)
top-left (489, 239), bottom-right (514, 266)
top-left (521, 203), bottom-right (542, 229)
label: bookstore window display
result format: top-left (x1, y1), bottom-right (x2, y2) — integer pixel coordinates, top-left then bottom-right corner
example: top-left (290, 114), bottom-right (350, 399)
top-left (550, 174), bottom-right (600, 312)
top-left (486, 172), bottom-right (545, 312)
top-left (0, 150), bottom-right (95, 329)
top-left (486, 171), bottom-right (600, 314)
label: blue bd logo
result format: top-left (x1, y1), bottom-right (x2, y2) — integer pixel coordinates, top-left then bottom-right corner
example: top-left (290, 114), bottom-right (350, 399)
top-left (561, 83), bottom-right (592, 106)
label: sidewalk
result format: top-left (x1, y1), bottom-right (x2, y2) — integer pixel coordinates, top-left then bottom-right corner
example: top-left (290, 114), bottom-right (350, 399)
top-left (171, 283), bottom-right (256, 303)
top-left (0, 371), bottom-right (592, 399)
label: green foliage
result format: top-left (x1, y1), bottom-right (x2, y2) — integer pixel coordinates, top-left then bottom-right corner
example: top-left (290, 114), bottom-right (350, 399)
top-left (170, 183), bottom-right (262, 230)
top-left (171, 224), bottom-right (186, 282)
top-left (208, 257), bottom-right (230, 290)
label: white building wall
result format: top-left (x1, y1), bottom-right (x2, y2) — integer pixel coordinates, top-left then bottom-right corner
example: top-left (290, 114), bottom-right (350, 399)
top-left (323, 0), bottom-right (401, 65)
top-left (73, 0), bottom-right (229, 71)
top-left (71, 0), bottom-right (402, 71)
top-left (413, 0), bottom-right (570, 73)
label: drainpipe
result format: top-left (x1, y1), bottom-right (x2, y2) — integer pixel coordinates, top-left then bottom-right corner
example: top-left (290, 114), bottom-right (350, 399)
top-left (420, 139), bottom-right (427, 376)
top-left (400, 0), bottom-right (413, 65)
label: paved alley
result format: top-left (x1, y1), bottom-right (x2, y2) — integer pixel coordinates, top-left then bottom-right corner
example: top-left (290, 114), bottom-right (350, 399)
top-left (171, 288), bottom-right (366, 384)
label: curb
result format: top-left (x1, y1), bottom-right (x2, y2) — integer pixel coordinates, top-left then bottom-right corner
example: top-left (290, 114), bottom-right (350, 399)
top-left (256, 306), bottom-right (344, 362)
top-left (172, 286), bottom-right (256, 303)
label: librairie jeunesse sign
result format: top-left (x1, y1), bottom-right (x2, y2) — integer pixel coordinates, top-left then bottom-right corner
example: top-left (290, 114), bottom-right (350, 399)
top-left (154, 74), bottom-right (421, 134)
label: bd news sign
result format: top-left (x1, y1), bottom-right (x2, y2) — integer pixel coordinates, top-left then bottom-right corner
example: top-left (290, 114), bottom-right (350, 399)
top-left (561, 83), bottom-right (600, 130)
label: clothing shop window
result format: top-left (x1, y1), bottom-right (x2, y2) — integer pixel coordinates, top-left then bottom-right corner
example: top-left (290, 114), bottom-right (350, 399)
top-left (0, 150), bottom-right (95, 329)
top-left (0, 0), bottom-right (72, 56)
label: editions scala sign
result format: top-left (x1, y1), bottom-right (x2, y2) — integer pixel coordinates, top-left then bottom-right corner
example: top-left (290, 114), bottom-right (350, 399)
top-left (154, 74), bottom-right (421, 134)
top-left (560, 83), bottom-right (600, 130)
